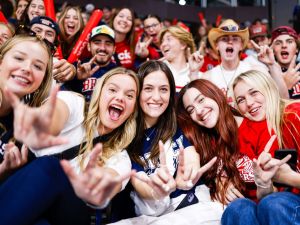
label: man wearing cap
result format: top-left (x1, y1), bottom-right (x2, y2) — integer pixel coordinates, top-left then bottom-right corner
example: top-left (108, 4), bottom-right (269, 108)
top-left (271, 26), bottom-right (300, 99)
top-left (63, 24), bottom-right (116, 102)
top-left (249, 24), bottom-right (269, 46)
top-left (199, 19), bottom-right (287, 104)
top-left (30, 16), bottom-right (76, 83)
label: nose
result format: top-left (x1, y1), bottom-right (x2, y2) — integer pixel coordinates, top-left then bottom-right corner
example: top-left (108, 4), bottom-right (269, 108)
top-left (98, 42), bottom-right (106, 51)
top-left (115, 91), bottom-right (124, 102)
top-left (21, 60), bottom-right (31, 74)
top-left (246, 96), bottom-right (254, 108)
top-left (195, 104), bottom-right (204, 116)
top-left (152, 89), bottom-right (161, 101)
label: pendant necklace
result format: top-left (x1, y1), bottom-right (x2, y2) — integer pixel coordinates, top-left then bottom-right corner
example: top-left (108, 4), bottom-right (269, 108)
top-left (145, 128), bottom-right (156, 141)
top-left (220, 63), bottom-right (239, 94)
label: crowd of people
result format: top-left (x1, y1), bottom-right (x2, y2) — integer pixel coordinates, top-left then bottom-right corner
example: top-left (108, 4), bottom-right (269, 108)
top-left (0, 1), bottom-right (300, 225)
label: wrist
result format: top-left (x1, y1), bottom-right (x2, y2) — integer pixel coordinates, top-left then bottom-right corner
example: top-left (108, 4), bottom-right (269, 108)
top-left (254, 177), bottom-right (272, 189)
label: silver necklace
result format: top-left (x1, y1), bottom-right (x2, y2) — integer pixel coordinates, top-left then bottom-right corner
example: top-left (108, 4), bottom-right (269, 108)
top-left (145, 128), bottom-right (156, 141)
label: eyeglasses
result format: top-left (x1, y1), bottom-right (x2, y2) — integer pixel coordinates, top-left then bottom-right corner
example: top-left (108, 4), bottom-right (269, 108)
top-left (144, 23), bottom-right (159, 31)
top-left (15, 25), bottom-right (57, 56)
top-left (220, 25), bottom-right (239, 32)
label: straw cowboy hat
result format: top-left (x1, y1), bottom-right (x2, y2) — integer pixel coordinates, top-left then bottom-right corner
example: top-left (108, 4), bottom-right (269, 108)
top-left (208, 19), bottom-right (249, 52)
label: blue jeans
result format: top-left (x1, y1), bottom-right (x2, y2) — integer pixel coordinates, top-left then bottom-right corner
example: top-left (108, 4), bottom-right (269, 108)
top-left (258, 192), bottom-right (300, 225)
top-left (221, 198), bottom-right (259, 225)
top-left (222, 193), bottom-right (300, 225)
top-left (0, 156), bottom-right (99, 225)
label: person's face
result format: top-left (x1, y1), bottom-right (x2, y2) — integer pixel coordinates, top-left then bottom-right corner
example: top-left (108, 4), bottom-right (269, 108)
top-left (198, 26), bottom-right (206, 37)
top-left (272, 34), bottom-right (298, 68)
top-left (143, 17), bottom-right (162, 44)
top-left (64, 8), bottom-right (80, 37)
top-left (234, 80), bottom-right (266, 122)
top-left (0, 40), bottom-right (48, 98)
top-left (0, 25), bottom-right (13, 47)
top-left (31, 24), bottom-right (56, 44)
top-left (216, 35), bottom-right (243, 62)
top-left (98, 74), bottom-right (137, 135)
top-left (103, 8), bottom-right (112, 21)
top-left (183, 87), bottom-right (219, 129)
top-left (140, 70), bottom-right (170, 127)
top-left (17, 0), bottom-right (29, 11)
top-left (27, 0), bottom-right (45, 21)
top-left (113, 8), bottom-right (133, 35)
top-left (88, 35), bottom-right (115, 66)
top-left (81, 12), bottom-right (89, 26)
top-left (252, 35), bottom-right (269, 46)
top-left (160, 32), bottom-right (186, 62)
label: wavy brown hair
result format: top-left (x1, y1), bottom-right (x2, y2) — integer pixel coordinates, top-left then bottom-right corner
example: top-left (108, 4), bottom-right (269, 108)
top-left (176, 79), bottom-right (244, 204)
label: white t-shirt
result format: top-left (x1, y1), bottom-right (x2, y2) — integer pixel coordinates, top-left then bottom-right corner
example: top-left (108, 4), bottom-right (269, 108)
top-left (31, 91), bottom-right (85, 156)
top-left (163, 60), bottom-right (190, 92)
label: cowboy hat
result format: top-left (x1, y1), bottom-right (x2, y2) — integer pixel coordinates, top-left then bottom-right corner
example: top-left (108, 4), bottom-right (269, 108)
top-left (208, 19), bottom-right (249, 52)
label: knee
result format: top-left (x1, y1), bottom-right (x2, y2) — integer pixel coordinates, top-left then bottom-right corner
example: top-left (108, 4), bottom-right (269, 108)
top-left (222, 198), bottom-right (256, 220)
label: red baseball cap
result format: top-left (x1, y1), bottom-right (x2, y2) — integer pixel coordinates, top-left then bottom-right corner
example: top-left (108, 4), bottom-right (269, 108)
top-left (249, 24), bottom-right (267, 39)
top-left (271, 26), bottom-right (298, 42)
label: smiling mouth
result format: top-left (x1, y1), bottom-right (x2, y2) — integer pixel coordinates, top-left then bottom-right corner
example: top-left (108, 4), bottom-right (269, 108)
top-left (200, 110), bottom-right (211, 121)
top-left (11, 75), bottom-right (30, 85)
top-left (249, 106), bottom-right (260, 115)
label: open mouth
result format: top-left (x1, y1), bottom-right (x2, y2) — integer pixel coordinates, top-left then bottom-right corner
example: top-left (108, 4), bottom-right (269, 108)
top-left (226, 47), bottom-right (234, 54)
top-left (280, 51), bottom-right (289, 60)
top-left (109, 104), bottom-right (124, 121)
top-left (67, 25), bottom-right (75, 33)
top-left (249, 106), bottom-right (260, 116)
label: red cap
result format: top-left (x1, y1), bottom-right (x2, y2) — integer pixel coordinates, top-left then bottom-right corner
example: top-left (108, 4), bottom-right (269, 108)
top-left (271, 26), bottom-right (298, 42)
top-left (249, 24), bottom-right (267, 39)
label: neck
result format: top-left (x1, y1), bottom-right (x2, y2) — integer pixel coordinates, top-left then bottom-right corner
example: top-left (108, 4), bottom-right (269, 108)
top-left (144, 117), bottom-right (158, 129)
top-left (97, 124), bottom-right (112, 136)
top-left (115, 31), bottom-right (126, 43)
top-left (168, 54), bottom-right (187, 71)
top-left (221, 58), bottom-right (240, 71)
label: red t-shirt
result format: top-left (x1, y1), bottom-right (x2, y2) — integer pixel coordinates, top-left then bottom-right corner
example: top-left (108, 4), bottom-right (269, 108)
top-left (115, 40), bottom-right (135, 70)
top-left (238, 118), bottom-right (279, 200)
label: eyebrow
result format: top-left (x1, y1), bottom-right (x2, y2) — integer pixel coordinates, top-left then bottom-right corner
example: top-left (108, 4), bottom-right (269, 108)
top-left (108, 82), bottom-right (136, 93)
top-left (185, 93), bottom-right (201, 110)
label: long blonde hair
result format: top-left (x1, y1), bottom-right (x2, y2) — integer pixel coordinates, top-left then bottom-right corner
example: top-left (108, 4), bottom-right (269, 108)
top-left (232, 70), bottom-right (292, 147)
top-left (0, 34), bottom-right (52, 107)
top-left (79, 67), bottom-right (140, 166)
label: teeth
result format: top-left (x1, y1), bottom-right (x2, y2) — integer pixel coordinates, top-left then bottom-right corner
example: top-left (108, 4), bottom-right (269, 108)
top-left (148, 103), bottom-right (161, 108)
top-left (13, 76), bottom-right (29, 84)
top-left (201, 111), bottom-right (210, 121)
top-left (250, 107), bottom-right (259, 114)
top-left (111, 104), bottom-right (123, 110)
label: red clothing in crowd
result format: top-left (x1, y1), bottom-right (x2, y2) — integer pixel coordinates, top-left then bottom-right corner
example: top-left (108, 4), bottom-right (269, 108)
top-left (115, 40), bottom-right (135, 70)
top-left (237, 118), bottom-right (279, 201)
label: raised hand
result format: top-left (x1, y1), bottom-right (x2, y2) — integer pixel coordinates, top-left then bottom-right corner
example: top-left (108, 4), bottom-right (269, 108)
top-left (251, 40), bottom-right (276, 66)
top-left (61, 144), bottom-right (132, 207)
top-left (253, 135), bottom-right (290, 188)
top-left (281, 55), bottom-right (300, 89)
top-left (76, 56), bottom-right (100, 80)
top-left (133, 141), bottom-right (176, 200)
top-left (0, 143), bottom-right (28, 179)
top-left (5, 86), bottom-right (67, 149)
top-left (188, 42), bottom-right (205, 80)
top-left (135, 36), bottom-right (153, 58)
top-left (176, 146), bottom-right (217, 190)
top-left (53, 59), bottom-right (76, 82)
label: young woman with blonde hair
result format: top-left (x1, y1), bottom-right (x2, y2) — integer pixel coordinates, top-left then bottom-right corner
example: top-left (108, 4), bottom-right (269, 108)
top-left (0, 67), bottom-right (140, 225)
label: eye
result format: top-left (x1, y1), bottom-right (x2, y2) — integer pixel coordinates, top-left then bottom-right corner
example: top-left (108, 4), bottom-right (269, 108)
top-left (250, 90), bottom-right (259, 96)
top-left (143, 86), bottom-right (152, 92)
top-left (236, 98), bottom-right (245, 104)
top-left (160, 87), bottom-right (169, 93)
top-left (34, 64), bottom-right (43, 71)
top-left (109, 88), bottom-right (116, 93)
top-left (14, 56), bottom-right (23, 61)
top-left (197, 97), bottom-right (204, 103)
top-left (126, 94), bottom-right (134, 99)
top-left (187, 107), bottom-right (194, 114)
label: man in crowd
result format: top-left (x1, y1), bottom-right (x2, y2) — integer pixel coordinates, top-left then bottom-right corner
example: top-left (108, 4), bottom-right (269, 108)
top-left (63, 24), bottom-right (116, 102)
top-left (30, 16), bottom-right (76, 83)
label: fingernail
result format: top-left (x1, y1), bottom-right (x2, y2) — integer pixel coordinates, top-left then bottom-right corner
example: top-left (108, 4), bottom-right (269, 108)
top-left (163, 185), bottom-right (170, 192)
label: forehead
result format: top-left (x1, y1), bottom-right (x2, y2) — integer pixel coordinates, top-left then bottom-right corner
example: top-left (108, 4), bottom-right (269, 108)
top-left (66, 8), bottom-right (78, 16)
top-left (144, 17), bottom-right (159, 25)
top-left (30, 0), bottom-right (44, 5)
top-left (106, 74), bottom-right (137, 90)
top-left (118, 8), bottom-right (131, 16)
top-left (31, 24), bottom-right (55, 33)
top-left (0, 25), bottom-right (11, 34)
top-left (91, 35), bottom-right (114, 43)
top-left (183, 87), bottom-right (201, 104)
top-left (143, 70), bottom-right (169, 85)
top-left (273, 34), bottom-right (295, 42)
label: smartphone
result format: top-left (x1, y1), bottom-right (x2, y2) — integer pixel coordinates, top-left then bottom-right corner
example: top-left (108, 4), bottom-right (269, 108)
top-left (274, 149), bottom-right (297, 171)
top-left (140, 33), bottom-right (146, 42)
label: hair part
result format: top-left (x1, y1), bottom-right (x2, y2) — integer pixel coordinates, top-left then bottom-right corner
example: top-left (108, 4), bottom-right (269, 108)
top-left (79, 67), bottom-right (140, 167)
top-left (177, 79), bottom-right (245, 204)
top-left (128, 60), bottom-right (177, 167)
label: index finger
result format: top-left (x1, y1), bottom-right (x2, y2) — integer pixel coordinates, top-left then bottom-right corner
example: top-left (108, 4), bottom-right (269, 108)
top-left (4, 87), bottom-right (21, 108)
top-left (198, 41), bottom-right (205, 54)
top-left (198, 156), bottom-right (217, 175)
top-left (278, 154), bottom-right (292, 166)
top-left (250, 40), bottom-right (260, 51)
top-left (89, 55), bottom-right (97, 65)
top-left (85, 143), bottom-right (103, 170)
top-left (263, 135), bottom-right (277, 153)
top-left (177, 146), bottom-right (185, 173)
top-left (158, 140), bottom-right (167, 167)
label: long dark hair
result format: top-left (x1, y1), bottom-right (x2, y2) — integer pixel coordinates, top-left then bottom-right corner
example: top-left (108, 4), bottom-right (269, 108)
top-left (128, 60), bottom-right (176, 167)
top-left (177, 79), bottom-right (244, 204)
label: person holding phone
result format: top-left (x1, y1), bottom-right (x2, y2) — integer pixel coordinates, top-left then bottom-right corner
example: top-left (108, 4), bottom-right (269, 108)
top-left (222, 69), bottom-right (300, 225)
